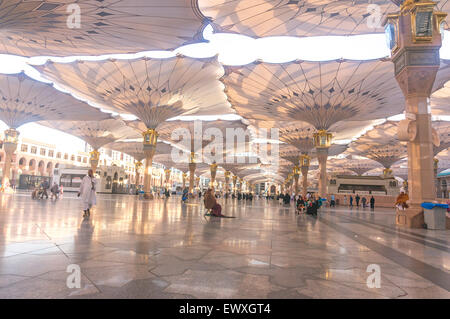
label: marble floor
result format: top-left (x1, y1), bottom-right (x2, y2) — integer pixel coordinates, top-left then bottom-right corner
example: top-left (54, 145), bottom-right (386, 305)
top-left (0, 192), bottom-right (448, 299)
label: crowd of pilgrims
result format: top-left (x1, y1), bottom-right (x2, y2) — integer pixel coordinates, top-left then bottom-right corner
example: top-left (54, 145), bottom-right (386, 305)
top-left (162, 186), bottom-right (379, 218)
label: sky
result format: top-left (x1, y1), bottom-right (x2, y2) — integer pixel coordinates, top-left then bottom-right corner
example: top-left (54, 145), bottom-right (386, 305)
top-left (0, 25), bottom-right (449, 151)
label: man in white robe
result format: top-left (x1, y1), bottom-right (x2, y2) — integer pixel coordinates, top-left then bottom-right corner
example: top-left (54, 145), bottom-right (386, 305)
top-left (78, 169), bottom-right (97, 217)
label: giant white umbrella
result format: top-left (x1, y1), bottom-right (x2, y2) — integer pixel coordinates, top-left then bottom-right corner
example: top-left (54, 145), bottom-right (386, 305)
top-left (0, 72), bottom-right (109, 188)
top-left (36, 56), bottom-right (229, 198)
top-left (0, 0), bottom-right (207, 56)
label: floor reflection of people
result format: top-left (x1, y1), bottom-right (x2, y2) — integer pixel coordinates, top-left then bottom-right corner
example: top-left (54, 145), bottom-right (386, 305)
top-left (202, 215), bottom-right (221, 242)
top-left (72, 218), bottom-right (95, 263)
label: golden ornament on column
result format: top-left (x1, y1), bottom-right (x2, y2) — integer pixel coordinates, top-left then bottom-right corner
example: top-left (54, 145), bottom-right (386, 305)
top-left (164, 168), bottom-right (171, 188)
top-left (383, 168), bottom-right (393, 178)
top-left (89, 149), bottom-right (100, 174)
top-left (224, 170), bottom-right (231, 194)
top-left (209, 162), bottom-right (218, 189)
top-left (1, 128), bottom-right (19, 189)
top-left (385, 0), bottom-right (446, 228)
top-left (142, 128), bottom-right (158, 199)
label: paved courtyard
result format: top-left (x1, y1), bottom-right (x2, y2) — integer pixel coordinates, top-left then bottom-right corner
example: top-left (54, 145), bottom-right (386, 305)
top-left (0, 192), bottom-right (448, 299)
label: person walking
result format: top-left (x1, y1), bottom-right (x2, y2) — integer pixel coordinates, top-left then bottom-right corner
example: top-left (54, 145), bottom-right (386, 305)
top-left (355, 194), bottom-right (360, 207)
top-left (50, 182), bottom-right (60, 200)
top-left (78, 169), bottom-right (97, 218)
top-left (40, 179), bottom-right (49, 199)
top-left (181, 187), bottom-right (188, 203)
top-left (330, 194), bottom-right (336, 207)
top-left (370, 196), bottom-right (375, 210)
top-left (361, 196), bottom-right (367, 208)
top-left (349, 195), bottom-right (353, 207)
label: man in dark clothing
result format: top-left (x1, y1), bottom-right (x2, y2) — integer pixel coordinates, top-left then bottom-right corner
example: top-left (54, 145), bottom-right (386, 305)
top-left (283, 193), bottom-right (290, 205)
top-left (349, 195), bottom-right (353, 207)
top-left (355, 194), bottom-right (360, 207)
top-left (370, 196), bottom-right (375, 210)
top-left (40, 180), bottom-right (49, 199)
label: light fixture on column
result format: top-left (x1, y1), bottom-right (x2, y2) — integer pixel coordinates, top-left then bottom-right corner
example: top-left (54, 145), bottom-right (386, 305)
top-left (135, 161), bottom-right (142, 171)
top-left (385, 1), bottom-right (447, 46)
top-left (383, 168), bottom-right (393, 177)
top-left (89, 149), bottom-right (100, 168)
top-left (313, 130), bottom-right (332, 148)
top-left (143, 128), bottom-right (158, 146)
top-left (4, 128), bottom-right (19, 144)
top-left (433, 158), bottom-right (439, 170)
top-left (300, 154), bottom-right (311, 167)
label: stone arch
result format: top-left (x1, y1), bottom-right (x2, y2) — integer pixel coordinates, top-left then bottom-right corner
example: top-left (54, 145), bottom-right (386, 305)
top-left (18, 157), bottom-right (26, 170)
top-left (28, 159), bottom-right (36, 174)
top-left (38, 160), bottom-right (45, 176)
top-left (46, 162), bottom-right (53, 176)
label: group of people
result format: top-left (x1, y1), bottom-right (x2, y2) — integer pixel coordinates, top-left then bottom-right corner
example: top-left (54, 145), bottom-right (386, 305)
top-left (32, 180), bottom-right (62, 200)
top-left (344, 194), bottom-right (375, 209)
top-left (47, 168), bottom-right (414, 220)
top-left (277, 192), bottom-right (292, 205)
top-left (296, 195), bottom-right (322, 216)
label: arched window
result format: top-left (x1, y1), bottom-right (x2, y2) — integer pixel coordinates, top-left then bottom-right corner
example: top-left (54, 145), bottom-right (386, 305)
top-left (106, 176), bottom-right (112, 189)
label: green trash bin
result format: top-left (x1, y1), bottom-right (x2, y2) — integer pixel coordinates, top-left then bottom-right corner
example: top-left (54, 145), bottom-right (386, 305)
top-left (421, 202), bottom-right (448, 230)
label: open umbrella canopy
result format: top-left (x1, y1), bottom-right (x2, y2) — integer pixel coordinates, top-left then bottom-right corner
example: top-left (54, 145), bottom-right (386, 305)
top-left (0, 0), bottom-right (207, 56)
top-left (222, 60), bottom-right (405, 130)
top-left (198, 0), bottom-right (449, 38)
top-left (39, 118), bottom-right (138, 150)
top-left (348, 121), bottom-right (407, 169)
top-left (0, 72), bottom-right (110, 129)
top-left (36, 56), bottom-right (230, 130)
top-left (107, 140), bottom-right (175, 161)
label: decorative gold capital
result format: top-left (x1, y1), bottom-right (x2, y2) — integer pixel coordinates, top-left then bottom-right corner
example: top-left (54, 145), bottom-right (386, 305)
top-left (90, 149), bottom-right (100, 161)
top-left (313, 130), bottom-right (332, 148)
top-left (142, 128), bottom-right (158, 146)
top-left (300, 154), bottom-right (311, 167)
top-left (4, 128), bottom-right (19, 144)
top-left (433, 158), bottom-right (439, 169)
top-left (383, 168), bottom-right (393, 176)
